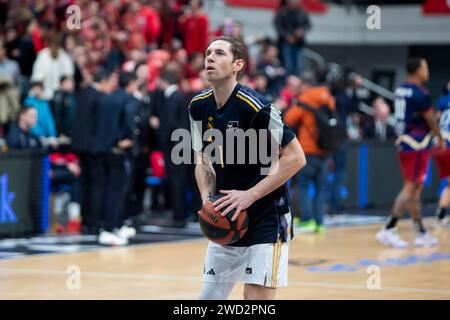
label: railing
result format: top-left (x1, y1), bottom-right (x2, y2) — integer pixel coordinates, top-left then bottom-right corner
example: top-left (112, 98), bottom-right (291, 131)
top-left (303, 48), bottom-right (396, 118)
top-left (351, 72), bottom-right (396, 101)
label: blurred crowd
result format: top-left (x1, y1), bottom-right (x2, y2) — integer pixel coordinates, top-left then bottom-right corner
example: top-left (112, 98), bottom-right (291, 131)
top-left (2, 0), bottom-right (442, 244)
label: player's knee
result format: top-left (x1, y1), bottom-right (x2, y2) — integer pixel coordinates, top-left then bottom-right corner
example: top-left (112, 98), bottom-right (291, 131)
top-left (199, 282), bottom-right (234, 300)
top-left (243, 284), bottom-right (276, 300)
top-left (402, 183), bottom-right (419, 200)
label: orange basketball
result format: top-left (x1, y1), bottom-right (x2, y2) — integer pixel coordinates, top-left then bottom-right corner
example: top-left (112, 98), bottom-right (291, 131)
top-left (198, 194), bottom-right (249, 245)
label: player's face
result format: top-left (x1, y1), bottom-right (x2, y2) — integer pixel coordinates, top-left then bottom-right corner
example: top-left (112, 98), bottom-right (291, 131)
top-left (204, 40), bottom-right (241, 83)
top-left (418, 59), bottom-right (429, 84)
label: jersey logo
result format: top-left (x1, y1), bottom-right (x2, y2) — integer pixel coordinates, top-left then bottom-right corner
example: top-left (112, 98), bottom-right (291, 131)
top-left (227, 121), bottom-right (240, 132)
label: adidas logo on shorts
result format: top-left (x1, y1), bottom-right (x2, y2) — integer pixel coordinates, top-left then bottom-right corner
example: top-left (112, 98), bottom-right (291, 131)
top-left (206, 268), bottom-right (216, 275)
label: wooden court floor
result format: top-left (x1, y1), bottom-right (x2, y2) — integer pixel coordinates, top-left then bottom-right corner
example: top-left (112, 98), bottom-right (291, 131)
top-left (0, 218), bottom-right (449, 300)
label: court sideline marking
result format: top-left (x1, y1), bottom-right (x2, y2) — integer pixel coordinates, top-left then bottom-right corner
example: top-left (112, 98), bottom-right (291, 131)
top-left (1, 267), bottom-right (450, 296)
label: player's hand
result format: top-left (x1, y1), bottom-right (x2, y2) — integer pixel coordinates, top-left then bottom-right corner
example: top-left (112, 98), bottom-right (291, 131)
top-left (214, 190), bottom-right (256, 222)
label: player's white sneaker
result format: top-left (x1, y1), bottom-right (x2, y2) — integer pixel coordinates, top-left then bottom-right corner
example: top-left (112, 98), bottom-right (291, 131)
top-left (375, 227), bottom-right (408, 249)
top-left (98, 230), bottom-right (128, 246)
top-left (414, 232), bottom-right (438, 247)
top-left (432, 217), bottom-right (449, 229)
top-left (116, 225), bottom-right (137, 240)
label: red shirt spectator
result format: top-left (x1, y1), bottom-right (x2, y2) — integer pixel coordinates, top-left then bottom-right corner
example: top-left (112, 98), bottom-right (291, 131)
top-left (137, 4), bottom-right (161, 46)
top-left (183, 52), bottom-right (204, 79)
top-left (179, 0), bottom-right (209, 56)
top-left (159, 0), bottom-right (183, 48)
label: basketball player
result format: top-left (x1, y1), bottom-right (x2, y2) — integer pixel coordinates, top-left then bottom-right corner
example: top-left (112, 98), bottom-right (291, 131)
top-left (189, 36), bottom-right (306, 300)
top-left (376, 57), bottom-right (445, 248)
top-left (433, 95), bottom-right (450, 228)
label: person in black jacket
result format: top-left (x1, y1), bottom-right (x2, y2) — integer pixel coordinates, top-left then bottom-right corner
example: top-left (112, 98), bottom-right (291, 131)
top-left (155, 61), bottom-right (190, 227)
top-left (328, 68), bottom-right (361, 216)
top-left (52, 75), bottom-right (77, 139)
top-left (92, 71), bottom-right (138, 245)
top-left (274, 0), bottom-right (311, 76)
top-left (72, 70), bottom-right (116, 234)
top-left (6, 106), bottom-right (41, 150)
top-left (363, 97), bottom-right (396, 141)
top-left (126, 82), bottom-right (153, 219)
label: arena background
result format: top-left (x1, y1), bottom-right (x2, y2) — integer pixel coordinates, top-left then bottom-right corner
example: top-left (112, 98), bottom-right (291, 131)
top-left (0, 0), bottom-right (449, 301)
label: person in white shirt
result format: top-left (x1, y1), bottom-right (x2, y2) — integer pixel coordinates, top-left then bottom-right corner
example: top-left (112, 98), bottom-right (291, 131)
top-left (31, 35), bottom-right (74, 100)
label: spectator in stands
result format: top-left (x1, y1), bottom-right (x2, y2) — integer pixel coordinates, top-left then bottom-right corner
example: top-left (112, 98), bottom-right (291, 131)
top-left (146, 49), bottom-right (171, 90)
top-left (257, 43), bottom-right (286, 98)
top-left (274, 0), bottom-right (311, 76)
top-left (5, 106), bottom-right (40, 149)
top-left (69, 45), bottom-right (91, 90)
top-left (0, 41), bottom-right (21, 132)
top-left (158, 0), bottom-right (183, 49)
top-left (364, 97), bottom-right (396, 141)
top-left (328, 66), bottom-right (361, 216)
top-left (280, 75), bottom-right (301, 109)
top-left (52, 75), bottom-right (77, 139)
top-left (284, 72), bottom-right (336, 233)
top-left (253, 72), bottom-right (272, 100)
top-left (24, 80), bottom-right (57, 138)
top-left (5, 20), bottom-right (39, 100)
top-left (31, 34), bottom-right (74, 100)
top-left (179, 0), bottom-right (209, 57)
top-left (184, 51), bottom-right (204, 80)
top-left (347, 113), bottom-right (363, 142)
top-left (0, 39), bottom-right (20, 87)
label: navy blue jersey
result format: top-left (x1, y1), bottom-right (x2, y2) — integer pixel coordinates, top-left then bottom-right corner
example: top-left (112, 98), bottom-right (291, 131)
top-left (189, 83), bottom-right (296, 246)
top-left (394, 83), bottom-right (433, 151)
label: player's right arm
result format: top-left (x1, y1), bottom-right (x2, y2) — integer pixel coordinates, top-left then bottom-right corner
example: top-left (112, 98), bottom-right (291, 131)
top-left (194, 151), bottom-right (216, 204)
top-left (189, 99), bottom-right (216, 204)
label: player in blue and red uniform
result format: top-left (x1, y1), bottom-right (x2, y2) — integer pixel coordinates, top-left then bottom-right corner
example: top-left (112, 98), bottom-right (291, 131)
top-left (376, 57), bottom-right (445, 248)
top-left (432, 84), bottom-right (450, 228)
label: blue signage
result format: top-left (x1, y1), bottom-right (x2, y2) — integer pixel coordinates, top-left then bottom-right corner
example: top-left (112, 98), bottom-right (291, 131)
top-left (0, 174), bottom-right (17, 224)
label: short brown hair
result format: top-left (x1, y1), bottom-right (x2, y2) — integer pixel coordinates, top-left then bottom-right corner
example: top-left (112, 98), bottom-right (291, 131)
top-left (212, 36), bottom-right (246, 62)
top-left (210, 36), bottom-right (246, 76)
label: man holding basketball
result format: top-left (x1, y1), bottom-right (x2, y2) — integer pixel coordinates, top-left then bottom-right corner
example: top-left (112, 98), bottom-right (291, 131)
top-left (188, 36), bottom-right (306, 300)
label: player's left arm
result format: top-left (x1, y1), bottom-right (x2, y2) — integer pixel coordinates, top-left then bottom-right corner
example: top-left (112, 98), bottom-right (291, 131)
top-left (421, 92), bottom-right (445, 150)
top-left (215, 104), bottom-right (306, 221)
top-left (424, 109), bottom-right (445, 150)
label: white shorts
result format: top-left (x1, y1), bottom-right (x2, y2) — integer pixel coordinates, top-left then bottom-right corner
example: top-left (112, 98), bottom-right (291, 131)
top-left (202, 240), bottom-right (289, 288)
